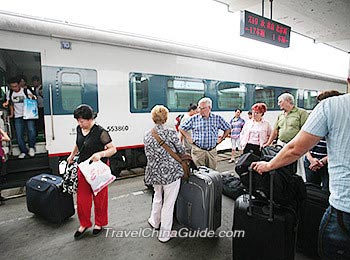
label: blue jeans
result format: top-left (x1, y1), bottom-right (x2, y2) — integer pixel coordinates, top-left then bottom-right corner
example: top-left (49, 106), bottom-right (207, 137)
top-left (319, 206), bottom-right (350, 259)
top-left (14, 117), bottom-right (36, 154)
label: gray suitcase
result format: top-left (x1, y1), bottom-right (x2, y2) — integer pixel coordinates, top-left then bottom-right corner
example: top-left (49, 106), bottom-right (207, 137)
top-left (176, 166), bottom-right (222, 231)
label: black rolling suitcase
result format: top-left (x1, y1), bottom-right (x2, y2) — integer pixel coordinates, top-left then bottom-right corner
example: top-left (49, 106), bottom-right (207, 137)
top-left (176, 166), bottom-right (222, 231)
top-left (26, 173), bottom-right (75, 224)
top-left (232, 169), bottom-right (298, 260)
top-left (297, 183), bottom-right (329, 258)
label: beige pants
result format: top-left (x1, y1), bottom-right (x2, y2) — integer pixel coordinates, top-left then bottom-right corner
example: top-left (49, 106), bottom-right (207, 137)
top-left (148, 178), bottom-right (181, 242)
top-left (191, 145), bottom-right (217, 170)
top-left (277, 140), bottom-right (306, 181)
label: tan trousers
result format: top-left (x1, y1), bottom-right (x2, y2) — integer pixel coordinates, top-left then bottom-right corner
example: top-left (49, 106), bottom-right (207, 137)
top-left (191, 145), bottom-right (217, 170)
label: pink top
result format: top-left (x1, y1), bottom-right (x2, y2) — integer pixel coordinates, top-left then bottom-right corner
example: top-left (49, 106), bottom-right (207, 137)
top-left (240, 119), bottom-right (272, 149)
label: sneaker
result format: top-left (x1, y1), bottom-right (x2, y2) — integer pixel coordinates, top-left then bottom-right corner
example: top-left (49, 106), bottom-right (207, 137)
top-left (228, 159), bottom-right (234, 163)
top-left (29, 148), bottom-right (35, 157)
top-left (18, 153), bottom-right (26, 159)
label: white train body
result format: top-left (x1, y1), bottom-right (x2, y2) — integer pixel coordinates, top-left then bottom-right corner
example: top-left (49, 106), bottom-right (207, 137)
top-left (0, 12), bottom-right (346, 185)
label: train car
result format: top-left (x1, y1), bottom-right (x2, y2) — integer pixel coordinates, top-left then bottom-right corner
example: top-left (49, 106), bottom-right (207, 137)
top-left (0, 12), bottom-right (347, 188)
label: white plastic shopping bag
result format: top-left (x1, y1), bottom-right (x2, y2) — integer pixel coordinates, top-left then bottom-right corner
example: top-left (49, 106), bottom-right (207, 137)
top-left (23, 98), bottom-right (39, 119)
top-left (78, 159), bottom-right (116, 195)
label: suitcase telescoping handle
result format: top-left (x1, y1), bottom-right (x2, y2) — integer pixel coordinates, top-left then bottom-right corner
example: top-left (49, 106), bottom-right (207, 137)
top-left (247, 167), bottom-right (274, 222)
top-left (41, 175), bottom-right (57, 182)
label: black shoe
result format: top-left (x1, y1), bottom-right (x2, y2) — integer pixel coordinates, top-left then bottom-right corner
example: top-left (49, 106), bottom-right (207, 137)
top-left (92, 227), bottom-right (104, 236)
top-left (74, 228), bottom-right (88, 240)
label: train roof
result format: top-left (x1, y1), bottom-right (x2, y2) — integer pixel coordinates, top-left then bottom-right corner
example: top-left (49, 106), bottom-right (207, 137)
top-left (0, 11), bottom-right (345, 85)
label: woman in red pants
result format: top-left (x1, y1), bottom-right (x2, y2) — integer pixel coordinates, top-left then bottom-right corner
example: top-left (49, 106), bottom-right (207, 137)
top-left (67, 104), bottom-right (116, 239)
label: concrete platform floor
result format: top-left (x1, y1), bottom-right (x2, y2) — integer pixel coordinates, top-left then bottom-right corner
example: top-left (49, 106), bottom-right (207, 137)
top-left (0, 153), bottom-right (312, 260)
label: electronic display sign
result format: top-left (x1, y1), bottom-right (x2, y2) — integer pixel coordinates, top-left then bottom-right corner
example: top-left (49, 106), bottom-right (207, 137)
top-left (240, 10), bottom-right (291, 48)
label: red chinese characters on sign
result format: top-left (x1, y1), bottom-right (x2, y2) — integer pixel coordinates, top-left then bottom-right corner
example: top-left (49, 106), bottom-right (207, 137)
top-left (240, 10), bottom-right (291, 48)
top-left (245, 27), bottom-right (266, 38)
top-left (278, 35), bottom-right (288, 44)
top-left (266, 21), bottom-right (275, 31)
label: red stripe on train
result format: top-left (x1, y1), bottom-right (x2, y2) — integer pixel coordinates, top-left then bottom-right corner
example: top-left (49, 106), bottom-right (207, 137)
top-left (48, 144), bottom-right (144, 158)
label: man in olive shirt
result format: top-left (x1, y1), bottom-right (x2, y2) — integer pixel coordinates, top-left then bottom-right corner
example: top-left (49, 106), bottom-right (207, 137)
top-left (264, 92), bottom-right (309, 178)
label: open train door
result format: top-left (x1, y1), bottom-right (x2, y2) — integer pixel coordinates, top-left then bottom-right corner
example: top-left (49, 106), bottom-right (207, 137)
top-left (0, 48), bottom-right (49, 189)
top-left (42, 66), bottom-right (98, 173)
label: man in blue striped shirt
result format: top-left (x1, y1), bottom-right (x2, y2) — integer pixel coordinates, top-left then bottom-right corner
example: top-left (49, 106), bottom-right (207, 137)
top-left (179, 97), bottom-right (230, 169)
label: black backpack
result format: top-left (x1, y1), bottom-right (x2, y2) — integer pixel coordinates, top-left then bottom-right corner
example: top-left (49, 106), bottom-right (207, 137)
top-left (222, 175), bottom-right (246, 200)
top-left (235, 151), bottom-right (306, 211)
top-left (261, 145), bottom-right (297, 174)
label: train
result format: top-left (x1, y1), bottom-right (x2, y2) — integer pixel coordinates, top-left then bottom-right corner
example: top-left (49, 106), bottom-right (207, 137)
top-left (0, 11), bottom-right (347, 188)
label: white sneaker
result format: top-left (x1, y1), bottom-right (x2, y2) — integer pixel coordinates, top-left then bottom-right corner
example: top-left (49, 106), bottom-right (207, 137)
top-left (18, 153), bottom-right (26, 159)
top-left (29, 148), bottom-right (35, 157)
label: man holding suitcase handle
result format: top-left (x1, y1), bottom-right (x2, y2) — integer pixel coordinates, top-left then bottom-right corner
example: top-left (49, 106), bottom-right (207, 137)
top-left (252, 93), bottom-right (350, 259)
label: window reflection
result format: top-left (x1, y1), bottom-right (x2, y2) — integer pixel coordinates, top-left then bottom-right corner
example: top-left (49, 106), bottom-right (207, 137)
top-left (61, 72), bottom-right (82, 111)
top-left (217, 82), bottom-right (246, 109)
top-left (131, 75), bottom-right (149, 110)
top-left (167, 79), bottom-right (204, 110)
top-left (303, 90), bottom-right (319, 109)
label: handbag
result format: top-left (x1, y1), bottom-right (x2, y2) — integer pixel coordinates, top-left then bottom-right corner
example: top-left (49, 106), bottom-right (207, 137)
top-left (78, 159), bottom-right (116, 195)
top-left (23, 98), bottom-right (39, 119)
top-left (60, 126), bottom-right (97, 194)
top-left (60, 160), bottom-right (79, 194)
top-left (151, 128), bottom-right (195, 180)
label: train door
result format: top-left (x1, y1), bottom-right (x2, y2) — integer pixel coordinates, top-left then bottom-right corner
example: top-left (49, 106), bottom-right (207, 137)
top-left (42, 66), bottom-right (98, 171)
top-left (0, 48), bottom-right (47, 188)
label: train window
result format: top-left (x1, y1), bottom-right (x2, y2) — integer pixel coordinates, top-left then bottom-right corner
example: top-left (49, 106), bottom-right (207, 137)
top-left (42, 66), bottom-right (98, 115)
top-left (167, 79), bottom-right (204, 110)
top-left (303, 90), bottom-right (318, 109)
top-left (61, 73), bottom-right (82, 111)
top-left (254, 85), bottom-right (275, 109)
top-left (131, 75), bottom-right (149, 110)
top-left (217, 82), bottom-right (246, 110)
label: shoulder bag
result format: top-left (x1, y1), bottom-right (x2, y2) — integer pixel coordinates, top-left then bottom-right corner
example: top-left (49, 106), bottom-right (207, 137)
top-left (151, 128), bottom-right (194, 180)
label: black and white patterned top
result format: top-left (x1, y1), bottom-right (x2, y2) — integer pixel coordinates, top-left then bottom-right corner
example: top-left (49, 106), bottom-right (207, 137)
top-left (144, 124), bottom-right (185, 185)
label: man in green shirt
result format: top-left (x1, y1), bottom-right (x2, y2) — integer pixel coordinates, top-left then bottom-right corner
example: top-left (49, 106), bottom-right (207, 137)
top-left (264, 93), bottom-right (309, 178)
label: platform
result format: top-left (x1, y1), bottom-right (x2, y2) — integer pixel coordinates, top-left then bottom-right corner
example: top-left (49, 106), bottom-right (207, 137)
top-left (0, 154), bottom-right (312, 260)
